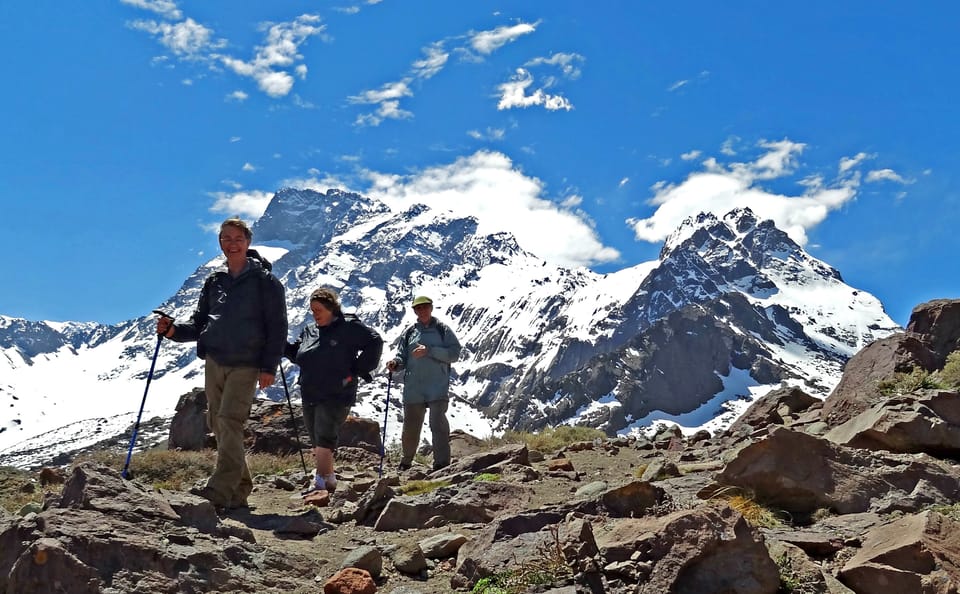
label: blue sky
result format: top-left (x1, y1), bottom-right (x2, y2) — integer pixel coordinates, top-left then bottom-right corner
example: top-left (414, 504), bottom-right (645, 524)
top-left (1, 1), bottom-right (956, 326)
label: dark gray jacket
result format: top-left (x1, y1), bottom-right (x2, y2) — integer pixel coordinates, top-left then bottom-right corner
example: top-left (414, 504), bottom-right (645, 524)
top-left (171, 258), bottom-right (287, 373)
top-left (285, 314), bottom-right (383, 405)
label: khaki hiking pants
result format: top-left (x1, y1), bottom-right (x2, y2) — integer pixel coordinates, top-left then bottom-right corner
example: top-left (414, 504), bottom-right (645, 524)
top-left (401, 400), bottom-right (450, 469)
top-left (204, 358), bottom-right (257, 506)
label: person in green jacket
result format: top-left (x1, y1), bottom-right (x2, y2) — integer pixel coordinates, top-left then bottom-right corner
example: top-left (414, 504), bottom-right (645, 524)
top-left (386, 295), bottom-right (461, 471)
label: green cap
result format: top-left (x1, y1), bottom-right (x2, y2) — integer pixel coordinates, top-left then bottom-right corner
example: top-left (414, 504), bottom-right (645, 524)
top-left (412, 295), bottom-right (433, 307)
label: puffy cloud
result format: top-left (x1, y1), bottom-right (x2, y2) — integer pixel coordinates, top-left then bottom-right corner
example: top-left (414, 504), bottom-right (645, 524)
top-left (208, 190), bottom-right (274, 219)
top-left (469, 22), bottom-right (537, 54)
top-left (627, 140), bottom-right (859, 247)
top-left (362, 150), bottom-right (619, 267)
top-left (497, 68), bottom-right (573, 111)
top-left (839, 151), bottom-right (872, 173)
top-left (866, 168), bottom-right (910, 184)
top-left (226, 91), bottom-right (248, 102)
top-left (129, 18), bottom-right (221, 58)
top-left (220, 14), bottom-right (326, 98)
top-left (411, 43), bottom-right (449, 79)
top-left (524, 52), bottom-right (585, 79)
top-left (680, 150), bottom-right (701, 161)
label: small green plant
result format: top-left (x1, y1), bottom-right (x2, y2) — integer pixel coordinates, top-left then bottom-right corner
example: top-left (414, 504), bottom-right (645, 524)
top-left (400, 479), bottom-right (451, 496)
top-left (470, 524), bottom-right (572, 593)
top-left (776, 552), bottom-right (816, 593)
top-left (939, 350), bottom-right (960, 388)
top-left (926, 502), bottom-right (960, 521)
top-left (877, 367), bottom-right (945, 396)
top-left (473, 473), bottom-right (501, 482)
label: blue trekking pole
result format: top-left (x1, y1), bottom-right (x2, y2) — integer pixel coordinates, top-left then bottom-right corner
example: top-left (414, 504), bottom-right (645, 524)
top-left (122, 311), bottom-right (168, 479)
top-left (378, 374), bottom-right (392, 478)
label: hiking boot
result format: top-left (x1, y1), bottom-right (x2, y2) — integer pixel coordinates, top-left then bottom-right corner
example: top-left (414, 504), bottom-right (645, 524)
top-left (432, 461), bottom-right (450, 472)
top-left (189, 485), bottom-right (227, 507)
top-left (398, 461), bottom-right (412, 471)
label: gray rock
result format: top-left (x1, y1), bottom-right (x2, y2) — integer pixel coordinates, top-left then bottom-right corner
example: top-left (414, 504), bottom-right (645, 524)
top-left (417, 533), bottom-right (468, 558)
top-left (341, 544), bottom-right (383, 579)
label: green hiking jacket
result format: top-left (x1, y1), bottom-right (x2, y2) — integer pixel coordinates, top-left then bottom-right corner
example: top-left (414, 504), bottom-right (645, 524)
top-left (392, 318), bottom-right (461, 404)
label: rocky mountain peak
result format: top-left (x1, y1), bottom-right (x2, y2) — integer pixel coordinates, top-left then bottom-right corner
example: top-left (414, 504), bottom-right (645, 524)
top-left (0, 192), bottom-right (898, 468)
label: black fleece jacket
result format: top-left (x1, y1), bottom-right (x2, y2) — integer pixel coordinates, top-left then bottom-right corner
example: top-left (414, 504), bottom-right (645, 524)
top-left (285, 314), bottom-right (383, 405)
top-left (171, 258), bottom-right (288, 373)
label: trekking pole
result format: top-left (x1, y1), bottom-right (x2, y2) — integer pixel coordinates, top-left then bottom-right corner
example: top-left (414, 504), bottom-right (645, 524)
top-left (280, 361), bottom-right (309, 475)
top-left (122, 314), bottom-right (167, 479)
top-left (378, 373), bottom-right (392, 478)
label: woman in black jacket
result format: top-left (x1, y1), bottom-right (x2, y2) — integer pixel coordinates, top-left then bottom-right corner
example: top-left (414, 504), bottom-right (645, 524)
top-left (285, 288), bottom-right (383, 493)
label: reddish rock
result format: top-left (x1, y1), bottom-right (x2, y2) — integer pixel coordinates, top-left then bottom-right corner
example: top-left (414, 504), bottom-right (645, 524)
top-left (323, 567), bottom-right (376, 594)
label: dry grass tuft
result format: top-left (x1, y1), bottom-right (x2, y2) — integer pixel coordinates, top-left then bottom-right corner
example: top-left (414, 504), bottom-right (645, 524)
top-left (486, 426), bottom-right (606, 454)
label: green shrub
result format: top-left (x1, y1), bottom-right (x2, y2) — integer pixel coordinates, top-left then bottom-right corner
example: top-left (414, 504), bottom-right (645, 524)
top-left (473, 473), bottom-right (501, 482)
top-left (939, 350), bottom-right (960, 388)
top-left (877, 368), bottom-right (945, 395)
top-left (469, 525), bottom-right (572, 593)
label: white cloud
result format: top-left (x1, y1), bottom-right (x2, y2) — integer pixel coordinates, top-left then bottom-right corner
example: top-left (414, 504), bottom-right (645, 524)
top-left (242, 163), bottom-right (256, 172)
top-left (121, 0), bottom-right (182, 20)
top-left (680, 150), bottom-right (701, 161)
top-left (627, 139), bottom-right (858, 247)
top-left (129, 18), bottom-right (221, 58)
top-left (229, 136), bottom-right (241, 143)
top-left (497, 68), bottom-right (573, 111)
top-left (349, 80), bottom-right (412, 104)
top-left (720, 136), bottom-right (739, 156)
top-left (866, 169), bottom-right (910, 184)
top-left (839, 151), bottom-right (872, 173)
top-left (524, 52), bottom-right (585, 79)
top-left (219, 14), bottom-right (326, 98)
top-left (209, 190), bottom-right (274, 219)
top-left (334, 6), bottom-right (361, 14)
top-left (354, 100), bottom-right (413, 127)
top-left (412, 44), bottom-right (449, 79)
top-left (467, 127), bottom-right (505, 141)
top-left (668, 79), bottom-right (688, 92)
top-left (226, 90), bottom-right (248, 102)
top-left (361, 150), bottom-right (619, 267)
top-left (469, 22), bottom-right (538, 54)
top-left (619, 177), bottom-right (630, 188)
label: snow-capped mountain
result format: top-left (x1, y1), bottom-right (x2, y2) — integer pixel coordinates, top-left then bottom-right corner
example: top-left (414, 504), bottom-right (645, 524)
top-left (0, 189), bottom-right (899, 468)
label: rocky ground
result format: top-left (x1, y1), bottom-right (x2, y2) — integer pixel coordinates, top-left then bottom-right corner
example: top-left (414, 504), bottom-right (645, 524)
top-left (3, 298), bottom-right (960, 594)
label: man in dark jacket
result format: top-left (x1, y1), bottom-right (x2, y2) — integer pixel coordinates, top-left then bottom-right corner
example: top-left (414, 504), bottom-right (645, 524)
top-left (386, 295), bottom-right (461, 471)
top-left (157, 217), bottom-right (287, 510)
top-left (285, 288), bottom-right (383, 492)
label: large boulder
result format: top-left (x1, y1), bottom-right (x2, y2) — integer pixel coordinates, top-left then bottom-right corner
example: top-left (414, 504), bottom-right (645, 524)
top-left (725, 385), bottom-right (819, 438)
top-left (825, 389), bottom-right (960, 455)
top-left (167, 389), bottom-right (211, 451)
top-left (820, 334), bottom-right (937, 427)
top-left (703, 427), bottom-right (960, 515)
top-left (3, 463), bottom-right (318, 593)
top-left (905, 299), bottom-right (960, 363)
top-left (822, 298), bottom-right (960, 428)
top-left (839, 510), bottom-right (960, 593)
top-left (593, 502), bottom-right (780, 594)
